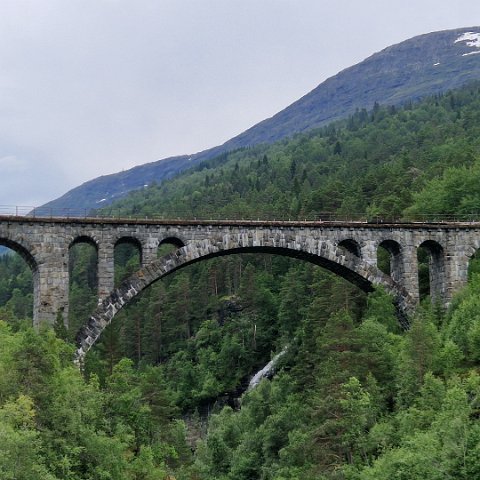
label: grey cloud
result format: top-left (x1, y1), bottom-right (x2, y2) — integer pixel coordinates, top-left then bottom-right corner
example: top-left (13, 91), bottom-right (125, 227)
top-left (1, 0), bottom-right (480, 206)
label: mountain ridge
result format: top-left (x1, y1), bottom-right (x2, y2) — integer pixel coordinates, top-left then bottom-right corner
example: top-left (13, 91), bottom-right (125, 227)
top-left (40, 26), bottom-right (480, 213)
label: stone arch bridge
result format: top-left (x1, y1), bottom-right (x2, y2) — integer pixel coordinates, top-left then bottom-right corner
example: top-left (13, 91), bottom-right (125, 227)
top-left (0, 216), bottom-right (477, 362)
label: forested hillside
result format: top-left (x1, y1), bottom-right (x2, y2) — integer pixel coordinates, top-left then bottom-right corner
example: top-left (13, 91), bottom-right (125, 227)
top-left (39, 26), bottom-right (480, 213)
top-left (2, 83), bottom-right (480, 478)
top-left (107, 82), bottom-right (480, 220)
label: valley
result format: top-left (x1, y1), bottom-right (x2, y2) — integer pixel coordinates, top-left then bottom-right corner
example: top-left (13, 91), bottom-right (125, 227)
top-left (2, 28), bottom-right (480, 479)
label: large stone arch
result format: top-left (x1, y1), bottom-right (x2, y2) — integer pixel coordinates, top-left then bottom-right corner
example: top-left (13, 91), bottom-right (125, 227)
top-left (75, 237), bottom-right (416, 363)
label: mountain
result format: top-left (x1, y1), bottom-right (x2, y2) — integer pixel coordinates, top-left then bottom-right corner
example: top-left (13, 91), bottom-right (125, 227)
top-left (39, 26), bottom-right (480, 214)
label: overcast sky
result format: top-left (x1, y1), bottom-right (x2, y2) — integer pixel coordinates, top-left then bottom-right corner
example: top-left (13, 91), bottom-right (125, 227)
top-left (1, 0), bottom-right (479, 207)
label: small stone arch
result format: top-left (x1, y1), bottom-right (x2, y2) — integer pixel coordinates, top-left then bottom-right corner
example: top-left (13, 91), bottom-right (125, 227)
top-left (69, 235), bottom-right (99, 250)
top-left (418, 240), bottom-right (445, 303)
top-left (338, 238), bottom-right (362, 257)
top-left (0, 237), bottom-right (39, 323)
top-left (114, 236), bottom-right (143, 286)
top-left (466, 243), bottom-right (480, 279)
top-left (68, 235), bottom-right (100, 312)
top-left (114, 236), bottom-right (143, 263)
top-left (0, 237), bottom-right (38, 273)
top-left (160, 236), bottom-right (186, 248)
top-left (377, 239), bottom-right (403, 280)
top-left (75, 238), bottom-right (416, 363)
top-left (158, 236), bottom-right (186, 256)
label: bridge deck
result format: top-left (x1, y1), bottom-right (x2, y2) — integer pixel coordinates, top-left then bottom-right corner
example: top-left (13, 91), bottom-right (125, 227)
top-left (2, 214), bottom-right (480, 229)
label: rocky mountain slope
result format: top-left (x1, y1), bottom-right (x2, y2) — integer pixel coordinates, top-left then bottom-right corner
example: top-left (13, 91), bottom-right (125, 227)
top-left (39, 26), bottom-right (480, 214)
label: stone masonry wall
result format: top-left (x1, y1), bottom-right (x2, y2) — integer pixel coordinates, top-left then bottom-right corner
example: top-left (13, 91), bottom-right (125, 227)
top-left (0, 217), bottom-right (479, 330)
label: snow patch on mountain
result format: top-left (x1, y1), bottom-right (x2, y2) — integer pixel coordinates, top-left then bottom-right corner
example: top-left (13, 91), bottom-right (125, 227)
top-left (455, 32), bottom-right (480, 50)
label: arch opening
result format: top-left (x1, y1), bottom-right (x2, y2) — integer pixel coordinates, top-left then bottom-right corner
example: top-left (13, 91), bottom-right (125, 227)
top-left (114, 237), bottom-right (142, 287)
top-left (468, 249), bottom-right (480, 280)
top-left (158, 236), bottom-right (185, 257)
top-left (377, 240), bottom-right (402, 279)
top-left (76, 242), bottom-right (414, 363)
top-left (69, 238), bottom-right (98, 335)
top-left (338, 239), bottom-right (361, 258)
top-left (417, 240), bottom-right (445, 303)
top-left (0, 240), bottom-right (37, 324)
top-left (70, 235), bottom-right (98, 249)
top-left (84, 253), bottom-right (368, 374)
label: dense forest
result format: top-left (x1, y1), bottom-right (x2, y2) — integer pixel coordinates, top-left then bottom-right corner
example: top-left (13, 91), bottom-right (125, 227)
top-left (2, 82), bottom-right (480, 478)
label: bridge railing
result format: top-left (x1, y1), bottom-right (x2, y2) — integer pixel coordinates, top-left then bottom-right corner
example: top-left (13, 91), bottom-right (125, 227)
top-left (2, 205), bottom-right (480, 224)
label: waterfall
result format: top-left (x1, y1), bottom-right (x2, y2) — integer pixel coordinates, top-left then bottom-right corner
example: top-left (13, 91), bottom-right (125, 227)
top-left (247, 346), bottom-right (288, 392)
